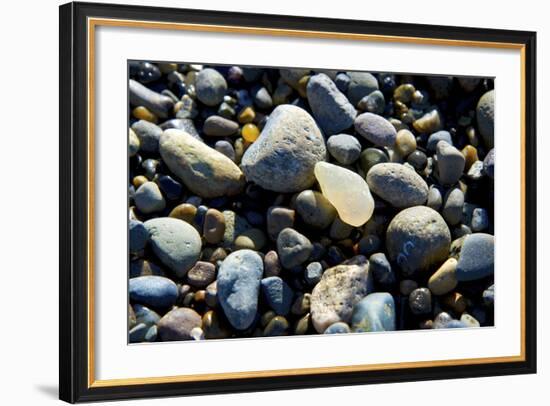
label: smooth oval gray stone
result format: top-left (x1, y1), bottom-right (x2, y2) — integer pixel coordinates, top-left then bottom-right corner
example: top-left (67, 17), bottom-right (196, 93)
top-left (295, 190), bottom-right (337, 229)
top-left (327, 134), bottom-right (362, 164)
top-left (261, 276), bottom-right (293, 316)
top-left (350, 292), bottom-right (396, 332)
top-left (346, 71), bottom-right (379, 106)
top-left (442, 187), bottom-right (465, 226)
top-left (129, 275), bottom-right (178, 309)
top-left (277, 228), bottom-right (313, 269)
top-left (129, 79), bottom-right (174, 118)
top-left (306, 73), bottom-right (357, 135)
top-left (203, 115), bottom-right (239, 136)
top-left (241, 105), bottom-right (326, 193)
top-left (476, 90), bottom-right (494, 148)
top-left (134, 182), bottom-right (166, 214)
top-left (214, 140), bottom-right (236, 161)
top-left (195, 68), bottom-right (227, 106)
top-left (436, 141), bottom-right (465, 185)
top-left (253, 86), bottom-right (273, 110)
top-left (131, 120), bottom-right (163, 152)
top-left (160, 129), bottom-right (245, 198)
top-left (427, 185), bottom-right (443, 211)
top-left (323, 322), bottom-right (351, 334)
top-left (386, 206), bottom-right (451, 275)
top-left (456, 233), bottom-right (494, 281)
top-left (354, 112), bottom-right (397, 147)
top-left (217, 249), bottom-right (263, 330)
top-left (144, 217), bottom-right (201, 278)
top-left (427, 130), bottom-right (453, 152)
top-left (366, 163), bottom-right (428, 208)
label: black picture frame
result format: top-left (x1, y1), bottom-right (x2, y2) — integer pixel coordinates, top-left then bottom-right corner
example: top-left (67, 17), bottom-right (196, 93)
top-left (59, 1), bottom-right (537, 403)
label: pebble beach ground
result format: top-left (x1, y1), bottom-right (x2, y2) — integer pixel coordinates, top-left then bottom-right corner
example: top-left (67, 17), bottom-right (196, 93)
top-left (128, 62), bottom-right (495, 342)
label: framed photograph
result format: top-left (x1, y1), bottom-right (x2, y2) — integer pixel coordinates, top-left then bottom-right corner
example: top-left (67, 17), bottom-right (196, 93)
top-left (59, 1), bottom-right (537, 403)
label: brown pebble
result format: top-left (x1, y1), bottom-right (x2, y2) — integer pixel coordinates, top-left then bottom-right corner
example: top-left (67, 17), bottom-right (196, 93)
top-left (132, 175), bottom-right (148, 188)
top-left (291, 293), bottom-right (311, 316)
top-left (202, 310), bottom-right (231, 339)
top-left (264, 250), bottom-right (281, 277)
top-left (294, 313), bottom-right (311, 335)
top-left (158, 307), bottom-right (201, 341)
top-left (169, 203), bottom-right (197, 224)
top-left (207, 247), bottom-right (227, 264)
top-left (186, 261), bottom-right (216, 288)
top-left (132, 106), bottom-right (158, 123)
top-left (442, 291), bottom-right (467, 314)
top-left (203, 208), bottom-right (226, 244)
top-left (461, 145), bottom-right (479, 171)
top-left (205, 281), bottom-right (218, 308)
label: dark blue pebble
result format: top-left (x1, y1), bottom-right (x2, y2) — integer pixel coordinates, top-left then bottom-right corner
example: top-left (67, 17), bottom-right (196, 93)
top-left (261, 276), bottom-right (294, 316)
top-left (245, 211), bottom-right (265, 226)
top-left (129, 219), bottom-right (149, 254)
top-left (129, 276), bottom-right (178, 309)
top-left (157, 175), bottom-right (182, 200)
top-left (369, 253), bottom-right (396, 285)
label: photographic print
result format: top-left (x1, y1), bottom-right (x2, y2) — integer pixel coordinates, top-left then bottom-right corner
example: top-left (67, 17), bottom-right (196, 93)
top-left (127, 62), bottom-right (495, 343)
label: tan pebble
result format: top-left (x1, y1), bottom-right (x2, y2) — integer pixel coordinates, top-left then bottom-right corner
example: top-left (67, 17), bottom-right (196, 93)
top-left (393, 83), bottom-right (416, 103)
top-left (395, 129), bottom-right (417, 157)
top-left (203, 208), bottom-right (225, 244)
top-left (234, 228), bottom-right (266, 250)
top-left (461, 145), bottom-right (479, 171)
top-left (428, 258), bottom-right (458, 295)
top-left (169, 203), bottom-right (197, 224)
top-left (132, 106), bottom-right (157, 123)
top-left (132, 175), bottom-right (148, 188)
top-left (238, 106), bottom-right (256, 124)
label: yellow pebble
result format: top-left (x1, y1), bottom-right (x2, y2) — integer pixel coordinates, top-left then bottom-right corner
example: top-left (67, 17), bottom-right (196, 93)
top-left (242, 123), bottom-right (260, 142)
top-left (132, 106), bottom-right (157, 123)
top-left (238, 106), bottom-right (256, 124)
top-left (132, 175), bottom-right (148, 188)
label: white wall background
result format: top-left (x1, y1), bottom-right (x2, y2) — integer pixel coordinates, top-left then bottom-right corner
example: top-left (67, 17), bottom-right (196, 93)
top-left (0, 0), bottom-right (546, 404)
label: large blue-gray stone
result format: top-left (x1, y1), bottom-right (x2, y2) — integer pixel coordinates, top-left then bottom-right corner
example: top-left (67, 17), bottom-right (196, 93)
top-left (129, 276), bottom-right (178, 309)
top-left (241, 104), bottom-right (326, 193)
top-left (261, 276), bottom-right (293, 316)
top-left (456, 233), bottom-right (494, 281)
top-left (350, 292), bottom-right (396, 332)
top-left (217, 249), bottom-right (264, 330)
top-left (144, 217), bottom-right (201, 278)
top-left (306, 73), bottom-right (356, 135)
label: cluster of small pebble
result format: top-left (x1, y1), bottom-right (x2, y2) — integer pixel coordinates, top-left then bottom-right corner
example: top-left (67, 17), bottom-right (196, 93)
top-left (128, 61), bottom-right (495, 343)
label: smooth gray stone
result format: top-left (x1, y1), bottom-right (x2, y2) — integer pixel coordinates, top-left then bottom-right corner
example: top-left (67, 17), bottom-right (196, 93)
top-left (131, 120), bottom-right (163, 152)
top-left (129, 79), bottom-right (174, 118)
top-left (355, 112), bottom-right (397, 147)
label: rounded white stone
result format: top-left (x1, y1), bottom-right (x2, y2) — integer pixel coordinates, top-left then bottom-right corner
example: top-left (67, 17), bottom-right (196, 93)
top-left (314, 162), bottom-right (374, 227)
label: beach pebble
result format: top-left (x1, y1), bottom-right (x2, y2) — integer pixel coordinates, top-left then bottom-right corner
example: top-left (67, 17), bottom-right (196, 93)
top-left (310, 262), bottom-right (373, 333)
top-left (359, 148), bottom-right (389, 174)
top-left (267, 207), bottom-right (295, 240)
top-left (129, 79), bottom-right (174, 119)
top-left (306, 73), bottom-right (356, 135)
top-left (428, 258), bottom-right (458, 295)
top-left (327, 134), bottom-right (362, 164)
top-left (476, 90), bottom-right (494, 148)
top-left (329, 217), bottom-right (354, 240)
top-left (261, 276), bottom-right (293, 316)
top-left (442, 187), bottom-right (465, 226)
top-left (129, 128), bottom-right (140, 156)
top-left (395, 129), bottom-right (417, 157)
top-left (483, 284), bottom-right (495, 306)
top-left (471, 208), bottom-right (489, 232)
top-left (315, 162), bottom-right (375, 227)
top-left (203, 115), bottom-right (239, 136)
top-left (346, 72), bottom-right (379, 106)
top-left (129, 275), bottom-right (178, 309)
top-left (195, 68), bottom-right (227, 106)
top-left (305, 262), bottom-right (324, 286)
top-left (409, 288), bottom-right (432, 315)
top-left (483, 148), bottom-right (495, 179)
top-left (386, 206), bottom-right (451, 275)
top-left (277, 228), bottom-right (313, 269)
top-left (134, 182), bottom-right (166, 214)
top-left (354, 112), bottom-right (397, 147)
top-left (158, 307), bottom-right (202, 341)
top-left (427, 130), bottom-right (452, 152)
top-left (366, 163), bottom-right (428, 208)
top-left (358, 90), bottom-right (385, 114)
top-left (186, 261), bottom-right (216, 288)
top-left (455, 233), bottom-right (494, 281)
top-left (144, 217), bottom-right (202, 277)
top-left (160, 129), bottom-right (245, 198)
top-left (427, 185), bottom-right (443, 211)
top-left (264, 250), bottom-right (282, 277)
top-left (369, 253), bottom-right (395, 285)
top-left (241, 105), bottom-right (327, 192)
top-left (217, 250), bottom-right (263, 330)
top-left (295, 190), bottom-right (337, 229)
top-left (350, 292), bottom-right (396, 332)
top-left (131, 120), bottom-right (163, 152)
top-left (413, 109), bottom-right (443, 133)
top-left (436, 141), bottom-right (465, 185)
top-left (129, 219), bottom-right (149, 254)
top-left (263, 316), bottom-right (289, 336)
top-left (203, 208), bottom-right (226, 244)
